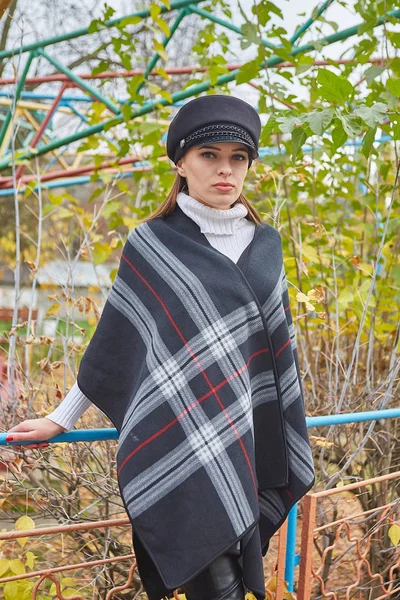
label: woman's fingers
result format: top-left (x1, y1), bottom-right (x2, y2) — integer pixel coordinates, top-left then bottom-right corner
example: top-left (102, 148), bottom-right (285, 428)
top-left (7, 421), bottom-right (37, 433)
top-left (6, 418), bottom-right (65, 444)
top-left (6, 430), bottom-right (46, 442)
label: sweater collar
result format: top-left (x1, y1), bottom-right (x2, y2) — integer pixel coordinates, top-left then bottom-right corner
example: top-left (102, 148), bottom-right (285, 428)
top-left (176, 191), bottom-right (249, 235)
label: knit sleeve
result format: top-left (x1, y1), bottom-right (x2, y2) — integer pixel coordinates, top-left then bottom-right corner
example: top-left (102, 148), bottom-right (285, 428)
top-left (46, 381), bottom-right (93, 432)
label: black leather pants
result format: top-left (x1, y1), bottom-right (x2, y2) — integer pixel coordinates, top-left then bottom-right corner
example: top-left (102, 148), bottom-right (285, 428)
top-left (181, 552), bottom-right (245, 600)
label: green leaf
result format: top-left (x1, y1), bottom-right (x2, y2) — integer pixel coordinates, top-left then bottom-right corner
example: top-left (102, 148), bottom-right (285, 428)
top-left (355, 103), bottom-right (387, 127)
top-left (120, 103), bottom-right (133, 123)
top-left (305, 108), bottom-right (334, 135)
top-left (240, 22), bottom-right (262, 46)
top-left (361, 125), bottom-right (377, 158)
top-left (331, 122), bottom-right (347, 151)
top-left (317, 69), bottom-right (354, 104)
top-left (357, 17), bottom-right (378, 35)
top-left (277, 115), bottom-right (302, 134)
top-left (310, 39), bottom-right (329, 52)
top-left (236, 59), bottom-right (261, 85)
top-left (118, 15), bottom-right (142, 27)
top-left (294, 56), bottom-right (314, 75)
top-left (291, 127), bottom-right (307, 161)
top-left (387, 79), bottom-right (400, 97)
top-left (364, 65), bottom-right (385, 84)
top-left (337, 113), bottom-right (361, 137)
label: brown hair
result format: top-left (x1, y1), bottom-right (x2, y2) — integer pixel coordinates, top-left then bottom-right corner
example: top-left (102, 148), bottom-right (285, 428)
top-left (138, 173), bottom-right (263, 226)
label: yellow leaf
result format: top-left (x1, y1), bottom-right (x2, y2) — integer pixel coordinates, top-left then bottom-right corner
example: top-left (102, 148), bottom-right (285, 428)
top-left (296, 292), bottom-right (315, 312)
top-left (15, 515), bottom-right (35, 546)
top-left (0, 558), bottom-right (10, 577)
top-left (45, 303), bottom-right (61, 317)
top-left (15, 515), bottom-right (34, 530)
top-left (61, 577), bottom-right (77, 586)
top-left (25, 551), bottom-right (37, 570)
top-left (388, 524), bottom-right (400, 546)
top-left (357, 262), bottom-right (373, 276)
top-left (309, 435), bottom-right (334, 448)
top-left (63, 590), bottom-right (81, 598)
top-left (9, 558), bottom-right (26, 575)
top-left (4, 581), bottom-right (19, 600)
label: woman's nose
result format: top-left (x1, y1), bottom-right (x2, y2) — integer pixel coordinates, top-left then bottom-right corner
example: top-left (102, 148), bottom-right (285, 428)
top-left (217, 161), bottom-right (232, 175)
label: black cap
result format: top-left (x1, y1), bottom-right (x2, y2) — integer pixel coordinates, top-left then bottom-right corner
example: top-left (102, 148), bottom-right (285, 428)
top-left (166, 95), bottom-right (261, 167)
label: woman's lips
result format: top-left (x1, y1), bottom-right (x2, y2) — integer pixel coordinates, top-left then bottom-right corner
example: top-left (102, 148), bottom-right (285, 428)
top-left (213, 184), bottom-right (234, 192)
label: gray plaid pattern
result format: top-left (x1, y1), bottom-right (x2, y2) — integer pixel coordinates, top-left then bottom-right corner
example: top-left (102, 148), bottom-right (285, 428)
top-left (115, 226), bottom-right (263, 531)
top-left (122, 394), bottom-right (256, 527)
top-left (77, 210), bottom-right (315, 600)
top-left (112, 275), bottom-right (262, 447)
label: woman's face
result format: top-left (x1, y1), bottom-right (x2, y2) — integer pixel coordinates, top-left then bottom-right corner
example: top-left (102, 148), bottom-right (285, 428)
top-left (176, 142), bottom-right (250, 210)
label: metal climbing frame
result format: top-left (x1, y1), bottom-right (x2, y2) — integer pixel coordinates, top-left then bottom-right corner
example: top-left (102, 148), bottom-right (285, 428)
top-left (0, 0), bottom-right (399, 175)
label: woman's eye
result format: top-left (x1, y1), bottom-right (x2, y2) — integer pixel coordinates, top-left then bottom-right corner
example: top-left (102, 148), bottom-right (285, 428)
top-left (200, 152), bottom-right (246, 160)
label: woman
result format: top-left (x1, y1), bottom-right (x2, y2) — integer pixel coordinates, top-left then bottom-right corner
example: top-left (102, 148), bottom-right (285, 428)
top-left (6, 94), bottom-right (315, 600)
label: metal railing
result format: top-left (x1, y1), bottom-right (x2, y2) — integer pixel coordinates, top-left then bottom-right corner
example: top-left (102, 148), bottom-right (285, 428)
top-left (1, 407), bottom-right (399, 598)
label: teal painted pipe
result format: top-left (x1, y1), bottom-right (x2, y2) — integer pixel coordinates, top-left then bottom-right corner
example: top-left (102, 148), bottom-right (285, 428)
top-left (188, 4), bottom-right (277, 50)
top-left (137, 7), bottom-right (188, 93)
top-left (290, 0), bottom-right (335, 44)
top-left (0, 52), bottom-right (34, 145)
top-left (0, 0), bottom-right (206, 60)
top-left (37, 48), bottom-right (120, 115)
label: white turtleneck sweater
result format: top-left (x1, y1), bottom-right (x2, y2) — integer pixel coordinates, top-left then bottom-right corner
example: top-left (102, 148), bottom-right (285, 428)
top-left (46, 192), bottom-right (256, 431)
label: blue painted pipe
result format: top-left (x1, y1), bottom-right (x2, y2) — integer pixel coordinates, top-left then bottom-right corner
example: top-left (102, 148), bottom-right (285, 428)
top-left (1, 403), bottom-right (399, 593)
top-left (306, 407), bottom-right (400, 427)
top-left (285, 503), bottom-right (298, 591)
top-left (3, 408), bottom-right (398, 445)
top-left (0, 428), bottom-right (118, 445)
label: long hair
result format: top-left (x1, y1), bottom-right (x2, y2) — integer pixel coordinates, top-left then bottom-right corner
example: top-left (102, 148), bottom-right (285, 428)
top-left (138, 173), bottom-right (263, 226)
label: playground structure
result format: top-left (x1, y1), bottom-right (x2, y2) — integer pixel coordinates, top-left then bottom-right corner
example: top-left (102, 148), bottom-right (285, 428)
top-left (0, 0), bottom-right (399, 194)
top-left (1, 0), bottom-right (400, 597)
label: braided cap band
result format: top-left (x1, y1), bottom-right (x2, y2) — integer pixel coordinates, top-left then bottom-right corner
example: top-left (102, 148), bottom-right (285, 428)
top-left (177, 123), bottom-right (258, 166)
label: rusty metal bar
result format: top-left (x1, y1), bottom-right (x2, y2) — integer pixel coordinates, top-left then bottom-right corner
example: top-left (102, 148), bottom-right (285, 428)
top-left (312, 470), bottom-right (400, 498)
top-left (0, 516), bottom-right (130, 540)
top-left (297, 494), bottom-right (317, 600)
top-left (0, 553), bottom-right (135, 584)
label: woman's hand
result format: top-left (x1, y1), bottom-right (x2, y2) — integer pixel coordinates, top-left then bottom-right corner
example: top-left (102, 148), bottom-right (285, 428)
top-left (5, 418), bottom-right (66, 449)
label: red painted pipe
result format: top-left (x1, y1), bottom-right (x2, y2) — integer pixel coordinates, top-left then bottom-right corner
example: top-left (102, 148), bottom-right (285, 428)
top-left (0, 58), bottom-right (388, 86)
top-left (14, 82), bottom-right (67, 181)
top-left (0, 155), bottom-right (146, 188)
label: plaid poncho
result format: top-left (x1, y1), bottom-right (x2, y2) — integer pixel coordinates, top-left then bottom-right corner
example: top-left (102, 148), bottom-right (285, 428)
top-left (77, 205), bottom-right (315, 600)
